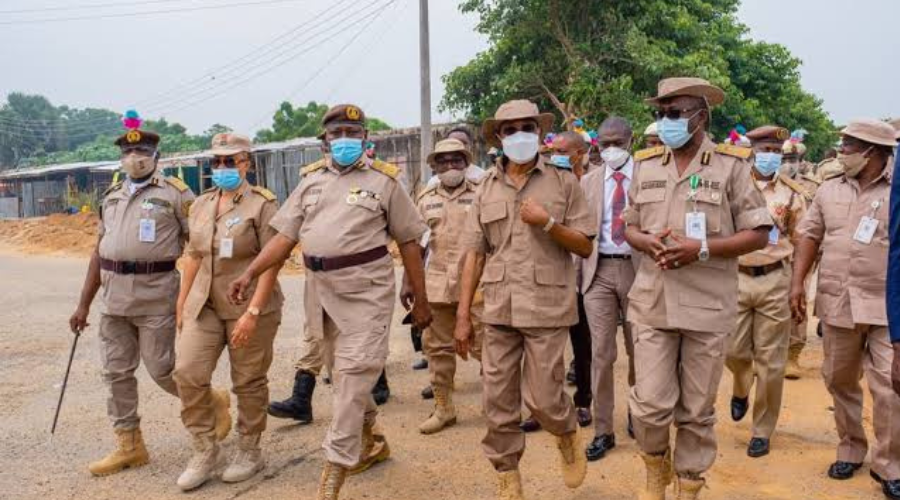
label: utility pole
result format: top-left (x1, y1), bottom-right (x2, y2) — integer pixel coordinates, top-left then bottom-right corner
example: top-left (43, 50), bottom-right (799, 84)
top-left (418, 0), bottom-right (432, 191)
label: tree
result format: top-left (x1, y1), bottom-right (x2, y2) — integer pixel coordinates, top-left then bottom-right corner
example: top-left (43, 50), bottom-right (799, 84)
top-left (442, 0), bottom-right (836, 159)
top-left (254, 101), bottom-right (393, 143)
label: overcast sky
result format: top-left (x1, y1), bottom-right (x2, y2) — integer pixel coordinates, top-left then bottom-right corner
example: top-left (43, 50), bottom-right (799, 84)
top-left (0, 0), bottom-right (896, 136)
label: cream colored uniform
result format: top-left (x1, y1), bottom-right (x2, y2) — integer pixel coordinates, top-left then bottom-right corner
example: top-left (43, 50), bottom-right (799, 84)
top-left (269, 156), bottom-right (426, 468)
top-left (97, 172), bottom-right (195, 429)
top-left (174, 182), bottom-right (284, 438)
top-left (417, 178), bottom-right (485, 391)
top-left (623, 140), bottom-right (771, 475)
top-left (786, 173), bottom-right (820, 351)
top-left (462, 156), bottom-right (597, 472)
top-left (798, 164), bottom-right (900, 481)
top-left (726, 174), bottom-right (809, 438)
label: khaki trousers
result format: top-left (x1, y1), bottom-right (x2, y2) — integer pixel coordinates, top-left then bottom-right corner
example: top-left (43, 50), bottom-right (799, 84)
top-left (726, 267), bottom-right (791, 438)
top-left (481, 324), bottom-right (577, 471)
top-left (294, 324), bottom-right (332, 377)
top-left (790, 271), bottom-right (814, 350)
top-left (423, 302), bottom-right (483, 390)
top-left (173, 306), bottom-right (281, 438)
top-left (99, 314), bottom-right (179, 430)
top-left (629, 323), bottom-right (727, 476)
top-left (582, 258), bottom-right (636, 437)
top-left (822, 323), bottom-right (900, 480)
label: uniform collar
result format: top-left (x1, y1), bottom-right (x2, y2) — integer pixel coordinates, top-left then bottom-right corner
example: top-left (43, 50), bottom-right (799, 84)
top-left (325, 154), bottom-right (371, 175)
top-left (666, 137), bottom-right (717, 183)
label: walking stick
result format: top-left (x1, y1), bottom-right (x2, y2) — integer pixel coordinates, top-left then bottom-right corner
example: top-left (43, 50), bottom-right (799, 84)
top-left (50, 330), bottom-right (81, 442)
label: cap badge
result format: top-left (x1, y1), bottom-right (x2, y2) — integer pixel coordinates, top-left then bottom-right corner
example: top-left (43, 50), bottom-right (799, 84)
top-left (346, 106), bottom-right (361, 120)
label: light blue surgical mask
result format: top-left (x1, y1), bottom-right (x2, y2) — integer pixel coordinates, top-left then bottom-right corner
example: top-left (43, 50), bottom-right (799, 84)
top-left (657, 117), bottom-right (694, 149)
top-left (753, 152), bottom-right (783, 177)
top-left (331, 138), bottom-right (364, 167)
top-left (212, 168), bottom-right (242, 191)
top-left (549, 154), bottom-right (572, 169)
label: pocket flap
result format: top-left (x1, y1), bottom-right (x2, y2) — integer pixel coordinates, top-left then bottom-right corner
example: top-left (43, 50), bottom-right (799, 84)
top-left (481, 262), bottom-right (505, 283)
top-left (302, 193), bottom-right (320, 208)
top-left (695, 189), bottom-right (723, 206)
top-left (333, 279), bottom-right (373, 294)
top-left (353, 196), bottom-right (381, 212)
top-left (636, 188), bottom-right (666, 204)
top-left (480, 202), bottom-right (507, 223)
top-left (534, 263), bottom-right (566, 285)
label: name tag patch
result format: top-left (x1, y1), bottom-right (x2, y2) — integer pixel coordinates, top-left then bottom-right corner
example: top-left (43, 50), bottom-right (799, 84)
top-left (641, 180), bottom-right (667, 190)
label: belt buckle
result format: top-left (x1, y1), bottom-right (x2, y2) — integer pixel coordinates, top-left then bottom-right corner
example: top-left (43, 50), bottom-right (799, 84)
top-left (753, 266), bottom-right (765, 277)
top-left (120, 261), bottom-right (137, 274)
top-left (308, 256), bottom-right (324, 272)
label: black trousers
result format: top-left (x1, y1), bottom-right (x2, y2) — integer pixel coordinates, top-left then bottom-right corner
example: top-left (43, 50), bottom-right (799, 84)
top-left (569, 294), bottom-right (592, 408)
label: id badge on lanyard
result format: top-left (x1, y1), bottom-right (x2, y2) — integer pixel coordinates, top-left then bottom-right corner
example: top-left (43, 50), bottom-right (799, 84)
top-left (139, 200), bottom-right (156, 243)
top-left (685, 174), bottom-right (707, 240)
top-left (853, 200), bottom-right (882, 245)
top-left (221, 216), bottom-right (241, 258)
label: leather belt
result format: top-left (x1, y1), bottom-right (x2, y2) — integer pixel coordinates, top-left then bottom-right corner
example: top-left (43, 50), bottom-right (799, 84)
top-left (303, 245), bottom-right (389, 272)
top-left (738, 261), bottom-right (784, 277)
top-left (100, 258), bottom-right (177, 275)
top-left (600, 254), bottom-right (631, 260)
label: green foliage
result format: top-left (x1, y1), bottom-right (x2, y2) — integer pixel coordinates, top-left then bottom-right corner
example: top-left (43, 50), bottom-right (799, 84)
top-left (254, 101), bottom-right (393, 142)
top-left (442, 0), bottom-right (837, 159)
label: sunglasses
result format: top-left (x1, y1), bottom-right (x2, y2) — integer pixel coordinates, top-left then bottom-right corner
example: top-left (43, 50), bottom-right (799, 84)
top-left (435, 155), bottom-right (467, 167)
top-left (212, 156), bottom-right (246, 168)
top-left (654, 108), bottom-right (702, 121)
top-left (500, 123), bottom-right (538, 136)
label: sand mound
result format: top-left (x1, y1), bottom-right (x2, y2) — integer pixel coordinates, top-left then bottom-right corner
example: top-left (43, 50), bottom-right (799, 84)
top-left (0, 213), bottom-right (99, 256)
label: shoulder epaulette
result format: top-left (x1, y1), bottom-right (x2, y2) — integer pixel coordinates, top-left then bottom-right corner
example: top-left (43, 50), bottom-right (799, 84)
top-left (778, 174), bottom-right (813, 202)
top-left (103, 181), bottom-right (124, 197)
top-left (416, 183), bottom-right (438, 202)
top-left (370, 159), bottom-right (400, 179)
top-left (801, 173), bottom-right (821, 186)
top-left (634, 146), bottom-right (666, 162)
top-left (251, 185), bottom-right (277, 201)
top-left (203, 186), bottom-right (218, 194)
top-left (468, 173), bottom-right (486, 185)
top-left (715, 144), bottom-right (753, 160)
top-left (164, 176), bottom-right (190, 193)
top-left (301, 159), bottom-right (327, 176)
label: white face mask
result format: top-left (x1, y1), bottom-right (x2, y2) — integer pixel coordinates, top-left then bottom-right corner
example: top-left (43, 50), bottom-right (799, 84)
top-left (601, 147), bottom-right (630, 170)
top-left (501, 132), bottom-right (540, 164)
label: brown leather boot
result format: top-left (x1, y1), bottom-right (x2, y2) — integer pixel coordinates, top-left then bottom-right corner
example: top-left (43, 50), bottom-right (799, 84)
top-left (496, 469), bottom-right (525, 500)
top-left (88, 428), bottom-right (150, 476)
top-left (638, 449), bottom-right (673, 500)
top-left (675, 475), bottom-right (705, 500)
top-left (315, 462), bottom-right (348, 500)
top-left (348, 420), bottom-right (390, 475)
top-left (556, 431), bottom-right (587, 488)
top-left (418, 386), bottom-right (457, 435)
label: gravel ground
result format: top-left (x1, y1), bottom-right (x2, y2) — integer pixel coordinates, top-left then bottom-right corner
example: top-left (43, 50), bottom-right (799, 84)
top-left (0, 248), bottom-right (884, 500)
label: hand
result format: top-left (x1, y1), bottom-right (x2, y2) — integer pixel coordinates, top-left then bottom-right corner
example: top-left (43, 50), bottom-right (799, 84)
top-left (176, 301), bottom-right (184, 333)
top-left (454, 314), bottom-right (474, 361)
top-left (69, 305), bottom-right (90, 334)
top-left (892, 343), bottom-right (900, 397)
top-left (519, 197), bottom-right (550, 227)
top-left (657, 233), bottom-right (701, 270)
top-left (400, 281), bottom-right (414, 311)
top-left (411, 300), bottom-right (433, 330)
top-left (789, 282), bottom-right (807, 324)
top-left (228, 272), bottom-right (253, 305)
top-left (230, 312), bottom-right (258, 349)
top-left (639, 229), bottom-right (671, 261)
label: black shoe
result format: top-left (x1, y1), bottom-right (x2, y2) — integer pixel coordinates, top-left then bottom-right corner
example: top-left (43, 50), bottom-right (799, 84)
top-left (827, 461), bottom-right (862, 480)
top-left (872, 470), bottom-right (885, 484)
top-left (883, 479), bottom-right (900, 500)
top-left (566, 361), bottom-right (577, 385)
top-left (372, 370), bottom-right (390, 405)
top-left (747, 437), bottom-right (769, 458)
top-left (267, 370), bottom-right (315, 423)
top-left (412, 358), bottom-right (428, 370)
top-left (576, 407), bottom-right (592, 428)
top-left (627, 411), bottom-right (635, 439)
top-left (519, 418), bottom-right (541, 433)
top-left (421, 385), bottom-right (434, 400)
top-left (731, 396), bottom-right (749, 422)
top-left (585, 434), bottom-right (616, 462)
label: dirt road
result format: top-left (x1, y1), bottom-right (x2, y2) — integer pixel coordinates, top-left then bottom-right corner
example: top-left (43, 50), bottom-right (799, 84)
top-left (0, 249), bottom-right (883, 500)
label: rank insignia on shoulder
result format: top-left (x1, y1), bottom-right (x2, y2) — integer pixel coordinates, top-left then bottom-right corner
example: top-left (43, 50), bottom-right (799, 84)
top-left (371, 160), bottom-right (400, 179)
top-left (251, 185), bottom-right (276, 201)
top-left (302, 159), bottom-right (327, 176)
top-left (164, 176), bottom-right (190, 192)
top-left (634, 146), bottom-right (666, 162)
top-left (715, 144), bottom-right (753, 159)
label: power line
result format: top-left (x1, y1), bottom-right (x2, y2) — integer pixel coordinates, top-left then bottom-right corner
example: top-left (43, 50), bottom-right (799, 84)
top-left (0, 0), bottom-right (305, 26)
top-left (0, 0), bottom-right (192, 15)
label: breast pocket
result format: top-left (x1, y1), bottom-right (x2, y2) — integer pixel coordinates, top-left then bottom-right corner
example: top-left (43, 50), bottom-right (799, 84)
top-left (302, 193), bottom-right (320, 214)
top-left (480, 202), bottom-right (508, 248)
top-left (228, 218), bottom-right (260, 259)
top-left (823, 202), bottom-right (851, 235)
top-left (352, 196), bottom-right (382, 213)
top-left (634, 188), bottom-right (667, 232)
top-left (693, 189), bottom-right (723, 234)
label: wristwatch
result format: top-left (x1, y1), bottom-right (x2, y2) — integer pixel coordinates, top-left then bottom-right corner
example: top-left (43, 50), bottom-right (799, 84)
top-left (542, 216), bottom-right (557, 233)
top-left (698, 240), bottom-right (710, 262)
top-left (246, 306), bottom-right (261, 317)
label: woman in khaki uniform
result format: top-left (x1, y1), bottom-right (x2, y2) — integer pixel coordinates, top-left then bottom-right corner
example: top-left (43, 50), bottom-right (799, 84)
top-left (173, 133), bottom-right (284, 491)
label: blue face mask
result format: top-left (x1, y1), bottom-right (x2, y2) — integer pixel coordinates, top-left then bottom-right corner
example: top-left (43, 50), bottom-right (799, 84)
top-left (657, 117), bottom-right (694, 149)
top-left (212, 168), bottom-right (242, 191)
top-left (549, 154), bottom-right (572, 169)
top-left (331, 138), bottom-right (364, 167)
top-left (753, 152), bottom-right (783, 177)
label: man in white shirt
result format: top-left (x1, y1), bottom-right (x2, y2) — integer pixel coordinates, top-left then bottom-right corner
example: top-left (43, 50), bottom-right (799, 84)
top-left (579, 117), bottom-right (639, 462)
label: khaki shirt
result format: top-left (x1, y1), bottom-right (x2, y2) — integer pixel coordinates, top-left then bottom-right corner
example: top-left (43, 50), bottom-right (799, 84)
top-left (417, 178), bottom-right (482, 304)
top-left (739, 174), bottom-right (810, 267)
top-left (622, 139), bottom-right (772, 333)
top-left (463, 156), bottom-right (597, 328)
top-left (795, 173), bottom-right (821, 199)
top-left (183, 182), bottom-right (284, 321)
top-left (269, 157), bottom-right (427, 338)
top-left (798, 162), bottom-right (893, 328)
top-left (98, 172), bottom-right (195, 316)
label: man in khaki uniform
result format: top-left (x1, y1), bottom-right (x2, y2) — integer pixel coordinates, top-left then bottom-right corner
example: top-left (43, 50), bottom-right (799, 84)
top-left (791, 119), bottom-right (900, 499)
top-left (404, 138), bottom-right (484, 435)
top-left (455, 100), bottom-right (595, 499)
top-left (623, 78), bottom-right (771, 499)
top-left (229, 104), bottom-right (431, 500)
top-left (725, 125), bottom-right (810, 458)
top-left (68, 124), bottom-right (222, 476)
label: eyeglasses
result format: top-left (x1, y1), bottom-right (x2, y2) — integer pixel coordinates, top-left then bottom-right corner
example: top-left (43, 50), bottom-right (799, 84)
top-left (654, 108), bottom-right (702, 121)
top-left (212, 156), bottom-right (246, 168)
top-left (435, 156), bottom-right (467, 167)
top-left (500, 123), bottom-right (538, 136)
